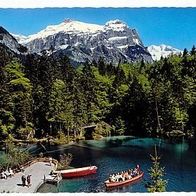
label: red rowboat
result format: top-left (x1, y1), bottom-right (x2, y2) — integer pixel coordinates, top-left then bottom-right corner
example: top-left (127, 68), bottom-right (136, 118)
top-left (104, 171), bottom-right (144, 188)
top-left (54, 166), bottom-right (97, 178)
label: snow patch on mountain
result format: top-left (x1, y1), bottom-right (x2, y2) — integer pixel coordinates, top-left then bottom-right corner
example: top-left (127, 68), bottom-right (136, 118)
top-left (20, 19), bottom-right (103, 44)
top-left (12, 33), bottom-right (28, 43)
top-left (11, 19), bottom-right (152, 64)
top-left (117, 45), bottom-right (128, 49)
top-left (104, 20), bottom-right (128, 31)
top-left (148, 44), bottom-right (182, 60)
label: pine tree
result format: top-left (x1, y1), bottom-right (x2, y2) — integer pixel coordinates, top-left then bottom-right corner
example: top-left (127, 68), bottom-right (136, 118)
top-left (183, 48), bottom-right (188, 57)
top-left (98, 57), bottom-right (106, 75)
top-left (72, 77), bottom-right (88, 136)
top-left (147, 145), bottom-right (167, 192)
top-left (3, 60), bottom-right (33, 139)
top-left (47, 79), bottom-right (74, 138)
top-left (190, 45), bottom-right (196, 56)
top-left (81, 62), bottom-right (99, 122)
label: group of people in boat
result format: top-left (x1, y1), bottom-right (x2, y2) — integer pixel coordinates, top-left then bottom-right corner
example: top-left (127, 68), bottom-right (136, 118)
top-left (108, 165), bottom-right (141, 183)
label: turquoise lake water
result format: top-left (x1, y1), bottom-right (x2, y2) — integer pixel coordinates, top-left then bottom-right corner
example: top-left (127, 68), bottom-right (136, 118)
top-left (36, 136), bottom-right (196, 192)
top-left (1, 136), bottom-right (196, 192)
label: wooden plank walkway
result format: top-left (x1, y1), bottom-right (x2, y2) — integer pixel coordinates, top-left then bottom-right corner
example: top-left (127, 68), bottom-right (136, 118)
top-left (0, 161), bottom-right (55, 193)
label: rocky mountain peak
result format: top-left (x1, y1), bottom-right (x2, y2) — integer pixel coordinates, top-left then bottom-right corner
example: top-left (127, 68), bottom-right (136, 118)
top-left (1, 19), bottom-right (153, 65)
top-left (63, 18), bottom-right (73, 23)
top-left (104, 20), bottom-right (128, 30)
top-left (148, 44), bottom-right (182, 60)
top-left (0, 26), bottom-right (11, 35)
top-left (13, 19), bottom-right (152, 65)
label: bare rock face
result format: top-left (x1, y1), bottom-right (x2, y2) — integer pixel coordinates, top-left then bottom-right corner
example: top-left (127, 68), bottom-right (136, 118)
top-left (0, 26), bottom-right (27, 54)
top-left (15, 19), bottom-right (152, 65)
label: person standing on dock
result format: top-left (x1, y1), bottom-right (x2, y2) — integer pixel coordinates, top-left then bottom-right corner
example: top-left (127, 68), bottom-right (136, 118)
top-left (27, 175), bottom-right (32, 187)
top-left (21, 175), bottom-right (26, 186)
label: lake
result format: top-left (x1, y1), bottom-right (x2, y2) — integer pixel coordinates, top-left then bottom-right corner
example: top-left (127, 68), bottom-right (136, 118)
top-left (26, 136), bottom-right (196, 192)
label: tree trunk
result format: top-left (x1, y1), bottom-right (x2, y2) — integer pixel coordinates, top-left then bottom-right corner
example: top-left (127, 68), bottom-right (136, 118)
top-left (67, 128), bottom-right (70, 142)
top-left (155, 97), bottom-right (162, 133)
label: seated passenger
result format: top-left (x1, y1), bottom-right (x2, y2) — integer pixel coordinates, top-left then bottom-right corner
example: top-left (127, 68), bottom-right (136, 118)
top-left (118, 175), bottom-right (123, 182)
top-left (130, 169), bottom-right (134, 177)
top-left (136, 164), bottom-right (141, 174)
top-left (123, 171), bottom-right (128, 181)
top-left (115, 173), bottom-right (120, 182)
top-left (109, 176), bottom-right (112, 182)
top-left (124, 172), bottom-right (129, 180)
top-left (111, 174), bottom-right (116, 182)
top-left (133, 169), bottom-right (137, 177)
top-left (128, 169), bottom-right (131, 175)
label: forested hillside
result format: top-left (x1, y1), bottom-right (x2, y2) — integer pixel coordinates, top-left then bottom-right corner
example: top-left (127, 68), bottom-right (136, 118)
top-left (0, 45), bottom-right (196, 142)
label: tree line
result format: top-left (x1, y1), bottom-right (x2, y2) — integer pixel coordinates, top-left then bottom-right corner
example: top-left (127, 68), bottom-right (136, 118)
top-left (0, 45), bottom-right (196, 141)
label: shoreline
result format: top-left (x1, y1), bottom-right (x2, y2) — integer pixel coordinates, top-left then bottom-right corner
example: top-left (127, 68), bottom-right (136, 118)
top-left (0, 134), bottom-right (193, 150)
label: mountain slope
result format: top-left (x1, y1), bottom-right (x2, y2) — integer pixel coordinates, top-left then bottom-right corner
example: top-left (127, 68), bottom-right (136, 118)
top-left (148, 44), bottom-right (182, 61)
top-left (15, 19), bottom-right (152, 65)
top-left (0, 26), bottom-right (27, 54)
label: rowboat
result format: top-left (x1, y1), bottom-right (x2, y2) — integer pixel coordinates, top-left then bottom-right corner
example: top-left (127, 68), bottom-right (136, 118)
top-left (54, 166), bottom-right (97, 178)
top-left (104, 171), bottom-right (144, 188)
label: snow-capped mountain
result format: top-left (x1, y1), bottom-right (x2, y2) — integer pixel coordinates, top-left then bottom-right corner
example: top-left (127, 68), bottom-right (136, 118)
top-left (11, 33), bottom-right (28, 44)
top-left (3, 21), bottom-right (183, 65)
top-left (14, 19), bottom-right (152, 65)
top-left (0, 26), bottom-right (27, 54)
top-left (148, 44), bottom-right (182, 61)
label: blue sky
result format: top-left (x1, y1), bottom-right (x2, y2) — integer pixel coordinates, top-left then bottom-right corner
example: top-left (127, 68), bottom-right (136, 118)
top-left (0, 8), bottom-right (196, 50)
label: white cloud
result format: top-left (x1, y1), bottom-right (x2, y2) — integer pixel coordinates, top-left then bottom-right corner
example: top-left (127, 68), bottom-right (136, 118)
top-left (0, 0), bottom-right (195, 8)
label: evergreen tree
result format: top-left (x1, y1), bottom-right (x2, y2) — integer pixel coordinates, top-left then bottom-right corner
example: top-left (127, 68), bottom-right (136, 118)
top-left (72, 76), bottom-right (88, 136)
top-left (4, 60), bottom-right (33, 139)
top-left (0, 44), bottom-right (196, 141)
top-left (147, 145), bottom-right (167, 192)
top-left (121, 76), bottom-right (148, 136)
top-left (190, 45), bottom-right (196, 56)
top-left (148, 62), bottom-right (164, 135)
top-left (183, 48), bottom-right (188, 57)
top-left (81, 62), bottom-right (99, 122)
top-left (47, 79), bottom-right (74, 138)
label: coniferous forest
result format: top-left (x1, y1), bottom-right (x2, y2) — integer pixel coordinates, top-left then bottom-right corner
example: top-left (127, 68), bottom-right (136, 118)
top-left (0, 44), bottom-right (196, 142)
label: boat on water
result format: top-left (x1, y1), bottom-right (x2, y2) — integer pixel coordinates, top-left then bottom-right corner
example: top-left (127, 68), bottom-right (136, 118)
top-left (105, 171), bottom-right (144, 188)
top-left (54, 166), bottom-right (97, 178)
top-left (104, 165), bottom-right (144, 189)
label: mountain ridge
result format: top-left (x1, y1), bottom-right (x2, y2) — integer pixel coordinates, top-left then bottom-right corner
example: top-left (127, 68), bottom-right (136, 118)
top-left (0, 26), bottom-right (28, 54)
top-left (148, 44), bottom-right (182, 61)
top-left (2, 20), bottom-right (183, 65)
top-left (13, 19), bottom-right (152, 65)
